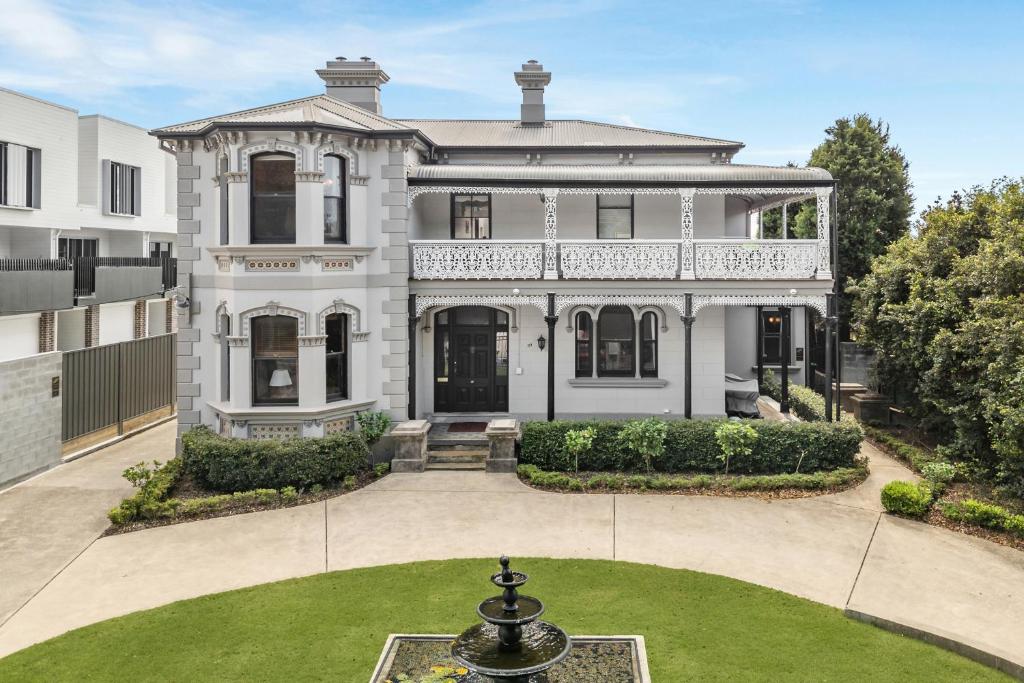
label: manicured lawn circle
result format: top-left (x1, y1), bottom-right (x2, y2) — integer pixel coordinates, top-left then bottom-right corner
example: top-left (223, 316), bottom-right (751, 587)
top-left (0, 559), bottom-right (1008, 681)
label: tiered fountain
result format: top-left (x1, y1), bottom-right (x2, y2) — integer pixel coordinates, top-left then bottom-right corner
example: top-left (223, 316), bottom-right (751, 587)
top-left (450, 556), bottom-right (572, 682)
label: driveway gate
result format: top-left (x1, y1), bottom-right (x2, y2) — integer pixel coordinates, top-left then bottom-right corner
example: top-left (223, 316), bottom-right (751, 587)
top-left (61, 333), bottom-right (176, 454)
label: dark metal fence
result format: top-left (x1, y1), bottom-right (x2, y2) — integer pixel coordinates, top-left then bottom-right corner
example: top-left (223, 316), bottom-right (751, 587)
top-left (73, 256), bottom-right (168, 297)
top-left (161, 257), bottom-right (177, 291)
top-left (0, 257), bottom-right (73, 271)
top-left (62, 333), bottom-right (176, 444)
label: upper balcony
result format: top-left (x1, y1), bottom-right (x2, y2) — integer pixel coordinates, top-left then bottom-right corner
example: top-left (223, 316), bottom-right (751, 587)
top-left (407, 163), bottom-right (834, 282)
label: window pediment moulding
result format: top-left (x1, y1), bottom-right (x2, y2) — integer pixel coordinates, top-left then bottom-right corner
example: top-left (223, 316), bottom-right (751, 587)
top-left (317, 300), bottom-right (370, 342)
top-left (239, 301), bottom-right (308, 336)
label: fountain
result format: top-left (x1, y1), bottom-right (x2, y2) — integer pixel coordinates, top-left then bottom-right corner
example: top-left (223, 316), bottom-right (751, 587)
top-left (450, 556), bottom-right (572, 682)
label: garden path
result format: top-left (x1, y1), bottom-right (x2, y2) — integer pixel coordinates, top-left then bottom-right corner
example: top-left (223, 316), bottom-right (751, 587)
top-left (0, 425), bottom-right (1021, 675)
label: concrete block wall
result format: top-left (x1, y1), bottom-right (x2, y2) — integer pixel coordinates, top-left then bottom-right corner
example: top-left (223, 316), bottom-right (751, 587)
top-left (174, 143), bottom-right (201, 444)
top-left (0, 352), bottom-right (62, 488)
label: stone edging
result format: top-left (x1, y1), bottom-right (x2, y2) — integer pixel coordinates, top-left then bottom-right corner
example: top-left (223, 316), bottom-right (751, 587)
top-left (844, 608), bottom-right (1024, 680)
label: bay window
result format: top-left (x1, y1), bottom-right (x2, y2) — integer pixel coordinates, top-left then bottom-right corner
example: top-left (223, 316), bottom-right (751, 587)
top-left (250, 153), bottom-right (296, 244)
top-left (252, 315), bottom-right (298, 405)
top-left (323, 154), bottom-right (347, 243)
top-left (325, 313), bottom-right (348, 401)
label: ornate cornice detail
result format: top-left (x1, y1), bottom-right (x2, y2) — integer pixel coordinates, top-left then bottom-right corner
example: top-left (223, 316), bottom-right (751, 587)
top-left (295, 171), bottom-right (325, 183)
top-left (226, 336), bottom-right (249, 347)
top-left (298, 335), bottom-right (327, 347)
top-left (239, 302), bottom-right (307, 336)
top-left (692, 294), bottom-right (827, 317)
top-left (350, 175), bottom-right (369, 186)
top-left (224, 171), bottom-right (248, 184)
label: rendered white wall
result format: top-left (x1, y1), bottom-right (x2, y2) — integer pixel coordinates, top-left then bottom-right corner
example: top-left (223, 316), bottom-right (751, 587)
top-left (0, 314), bottom-right (40, 362)
top-left (147, 299), bottom-right (167, 336)
top-left (98, 301), bottom-right (134, 346)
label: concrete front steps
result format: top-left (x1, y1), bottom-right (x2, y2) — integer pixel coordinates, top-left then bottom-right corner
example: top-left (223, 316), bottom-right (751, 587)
top-left (425, 444), bottom-right (488, 471)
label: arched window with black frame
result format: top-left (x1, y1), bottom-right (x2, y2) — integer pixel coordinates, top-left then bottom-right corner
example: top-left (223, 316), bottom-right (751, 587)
top-left (325, 313), bottom-right (349, 401)
top-left (252, 315), bottom-right (298, 405)
top-left (250, 152), bottom-right (296, 244)
top-left (640, 311), bottom-right (658, 378)
top-left (597, 306), bottom-right (635, 377)
top-left (575, 311), bottom-right (593, 377)
top-left (323, 154), bottom-right (347, 243)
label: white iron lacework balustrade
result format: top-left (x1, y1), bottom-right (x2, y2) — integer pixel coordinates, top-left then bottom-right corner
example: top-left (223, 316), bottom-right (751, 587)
top-left (693, 239), bottom-right (818, 279)
top-left (559, 240), bottom-right (679, 279)
top-left (411, 240), bottom-right (544, 280)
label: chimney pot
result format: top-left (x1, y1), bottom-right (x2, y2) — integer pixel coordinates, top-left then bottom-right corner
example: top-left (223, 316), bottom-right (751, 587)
top-left (514, 60), bottom-right (551, 125)
top-left (361, 56), bottom-right (371, 61)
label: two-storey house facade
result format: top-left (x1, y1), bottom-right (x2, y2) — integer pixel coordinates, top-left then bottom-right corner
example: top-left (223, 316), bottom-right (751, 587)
top-left (154, 57), bottom-right (836, 442)
top-left (0, 88), bottom-right (178, 361)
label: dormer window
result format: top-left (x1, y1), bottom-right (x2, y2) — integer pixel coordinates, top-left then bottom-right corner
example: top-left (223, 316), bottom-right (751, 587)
top-left (104, 160), bottom-right (141, 216)
top-left (250, 152), bottom-right (296, 244)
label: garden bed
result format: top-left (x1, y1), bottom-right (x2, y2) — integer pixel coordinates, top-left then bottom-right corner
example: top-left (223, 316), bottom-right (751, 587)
top-left (517, 463), bottom-right (868, 499)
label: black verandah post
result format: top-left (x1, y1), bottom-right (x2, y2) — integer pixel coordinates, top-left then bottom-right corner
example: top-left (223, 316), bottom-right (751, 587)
top-left (545, 292), bottom-right (557, 421)
top-left (755, 304), bottom-right (764, 391)
top-left (408, 294), bottom-right (418, 420)
top-left (682, 293), bottom-right (694, 419)
top-left (824, 293), bottom-right (836, 422)
top-left (779, 306), bottom-right (791, 414)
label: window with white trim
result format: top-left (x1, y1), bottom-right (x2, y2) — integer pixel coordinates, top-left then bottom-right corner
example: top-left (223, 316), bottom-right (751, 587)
top-left (105, 160), bottom-right (141, 216)
top-left (0, 141), bottom-right (42, 208)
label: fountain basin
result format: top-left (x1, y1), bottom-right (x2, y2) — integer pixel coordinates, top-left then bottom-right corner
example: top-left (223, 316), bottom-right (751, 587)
top-left (451, 621), bottom-right (571, 678)
top-left (477, 595), bottom-right (544, 625)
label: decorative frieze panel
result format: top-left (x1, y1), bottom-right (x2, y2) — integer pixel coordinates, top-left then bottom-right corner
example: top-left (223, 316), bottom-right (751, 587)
top-left (320, 257), bottom-right (354, 271)
top-left (554, 295), bottom-right (688, 316)
top-left (245, 258), bottom-right (299, 272)
top-left (411, 241), bottom-right (544, 280)
top-left (249, 423), bottom-right (300, 440)
top-left (415, 295), bottom-right (548, 317)
top-left (559, 240), bottom-right (679, 280)
top-left (693, 294), bottom-right (827, 317)
top-left (325, 416), bottom-right (354, 434)
top-left (693, 240), bottom-right (817, 280)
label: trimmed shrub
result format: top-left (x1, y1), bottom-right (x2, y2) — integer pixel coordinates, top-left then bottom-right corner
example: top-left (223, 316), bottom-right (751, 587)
top-left (863, 426), bottom-right (946, 473)
top-left (762, 369), bottom-right (828, 422)
top-left (520, 419), bottom-right (862, 474)
top-left (880, 480), bottom-right (933, 517)
top-left (108, 459), bottom-right (183, 525)
top-left (939, 499), bottom-right (1024, 538)
top-left (181, 426), bottom-right (370, 492)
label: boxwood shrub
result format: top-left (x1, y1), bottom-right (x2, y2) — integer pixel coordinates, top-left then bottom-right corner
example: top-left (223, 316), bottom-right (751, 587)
top-left (181, 426), bottom-right (370, 492)
top-left (880, 480), bottom-right (933, 518)
top-left (762, 369), bottom-right (828, 422)
top-left (520, 419), bottom-right (862, 474)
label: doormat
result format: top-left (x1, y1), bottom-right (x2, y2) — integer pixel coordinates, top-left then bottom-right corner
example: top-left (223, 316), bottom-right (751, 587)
top-left (446, 421), bottom-right (488, 433)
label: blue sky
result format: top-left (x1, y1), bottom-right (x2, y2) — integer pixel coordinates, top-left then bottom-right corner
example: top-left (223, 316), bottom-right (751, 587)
top-left (2, 0), bottom-right (1021, 217)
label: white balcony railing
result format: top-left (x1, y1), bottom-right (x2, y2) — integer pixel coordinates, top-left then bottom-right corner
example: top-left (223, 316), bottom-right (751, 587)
top-left (410, 238), bottom-right (819, 280)
top-left (559, 240), bottom-right (679, 279)
top-left (693, 239), bottom-right (818, 279)
top-left (410, 240), bottom-right (544, 279)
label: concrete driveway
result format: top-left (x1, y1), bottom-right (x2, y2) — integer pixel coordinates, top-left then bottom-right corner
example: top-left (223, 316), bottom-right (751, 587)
top-left (0, 424), bottom-right (1021, 676)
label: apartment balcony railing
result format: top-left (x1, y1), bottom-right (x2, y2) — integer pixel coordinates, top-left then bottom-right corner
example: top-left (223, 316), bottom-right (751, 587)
top-left (73, 257), bottom-right (173, 303)
top-left (410, 239), bottom-right (820, 281)
top-left (0, 258), bottom-right (75, 314)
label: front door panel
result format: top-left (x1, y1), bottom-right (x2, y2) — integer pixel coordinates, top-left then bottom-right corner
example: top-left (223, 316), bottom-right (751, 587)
top-left (434, 307), bottom-right (507, 413)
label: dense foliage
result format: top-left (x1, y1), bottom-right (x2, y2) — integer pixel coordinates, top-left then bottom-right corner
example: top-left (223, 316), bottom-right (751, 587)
top-left (940, 499), bottom-right (1024, 538)
top-left (763, 115), bottom-right (913, 338)
top-left (761, 369), bottom-right (829, 422)
top-left (181, 426), bottom-right (370, 492)
top-left (520, 419), bottom-right (862, 474)
top-left (851, 180), bottom-right (1024, 496)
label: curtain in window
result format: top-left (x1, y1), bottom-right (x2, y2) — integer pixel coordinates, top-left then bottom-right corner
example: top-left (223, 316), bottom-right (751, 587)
top-left (597, 306), bottom-right (635, 376)
top-left (640, 312), bottom-right (658, 377)
top-left (575, 311), bottom-right (593, 377)
top-left (252, 315), bottom-right (298, 405)
top-left (325, 313), bottom-right (348, 401)
top-left (251, 154), bottom-right (296, 243)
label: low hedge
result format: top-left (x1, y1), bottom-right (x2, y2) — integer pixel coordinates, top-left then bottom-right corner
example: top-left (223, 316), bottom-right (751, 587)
top-left (939, 499), bottom-right (1024, 538)
top-left (520, 419), bottom-right (862, 474)
top-left (181, 426), bottom-right (370, 492)
top-left (518, 463), bottom-right (866, 493)
top-left (862, 425), bottom-right (945, 473)
top-left (762, 369), bottom-right (828, 422)
top-left (880, 480), bottom-right (933, 518)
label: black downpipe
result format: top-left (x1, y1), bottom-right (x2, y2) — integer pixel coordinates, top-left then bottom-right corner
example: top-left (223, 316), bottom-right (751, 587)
top-left (545, 292), bottom-right (557, 421)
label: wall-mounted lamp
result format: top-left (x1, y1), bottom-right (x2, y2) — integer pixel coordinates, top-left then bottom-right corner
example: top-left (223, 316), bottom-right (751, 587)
top-left (537, 334), bottom-right (546, 351)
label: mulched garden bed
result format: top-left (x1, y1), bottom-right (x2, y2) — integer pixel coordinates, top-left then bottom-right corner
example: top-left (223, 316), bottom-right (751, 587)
top-left (926, 483), bottom-right (1024, 553)
top-left (103, 470), bottom-right (381, 537)
top-left (517, 467), bottom-right (869, 500)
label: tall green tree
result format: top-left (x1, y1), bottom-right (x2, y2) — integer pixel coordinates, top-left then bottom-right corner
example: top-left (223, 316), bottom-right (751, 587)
top-left (851, 180), bottom-right (1024, 496)
top-left (782, 115), bottom-right (913, 338)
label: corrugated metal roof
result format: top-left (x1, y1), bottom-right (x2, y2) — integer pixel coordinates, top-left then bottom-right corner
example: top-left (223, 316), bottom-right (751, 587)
top-left (396, 119), bottom-right (742, 149)
top-left (410, 164), bottom-right (832, 183)
top-left (152, 95), bottom-right (409, 135)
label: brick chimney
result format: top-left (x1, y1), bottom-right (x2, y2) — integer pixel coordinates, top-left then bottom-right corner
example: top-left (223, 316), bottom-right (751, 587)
top-left (514, 60), bottom-right (551, 126)
top-left (317, 56), bottom-right (390, 115)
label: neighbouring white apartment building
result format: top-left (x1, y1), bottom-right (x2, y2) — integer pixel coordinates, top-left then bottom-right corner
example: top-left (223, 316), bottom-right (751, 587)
top-left (0, 88), bottom-right (178, 362)
top-left (153, 57), bottom-right (838, 443)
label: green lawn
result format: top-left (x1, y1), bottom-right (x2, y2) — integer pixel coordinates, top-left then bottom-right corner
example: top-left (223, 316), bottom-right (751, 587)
top-left (0, 559), bottom-right (1007, 682)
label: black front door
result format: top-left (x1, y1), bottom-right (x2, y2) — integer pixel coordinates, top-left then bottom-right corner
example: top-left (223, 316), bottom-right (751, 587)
top-left (434, 307), bottom-right (509, 413)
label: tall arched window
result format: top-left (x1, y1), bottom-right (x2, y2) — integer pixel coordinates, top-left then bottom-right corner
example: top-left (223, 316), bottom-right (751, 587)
top-left (323, 154), bottom-right (347, 243)
top-left (575, 311), bottom-right (593, 377)
top-left (252, 315), bottom-right (298, 405)
top-left (597, 306), bottom-right (635, 377)
top-left (250, 153), bottom-right (296, 244)
top-left (219, 313), bottom-right (231, 401)
top-left (640, 312), bottom-right (658, 378)
top-left (325, 313), bottom-right (349, 401)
